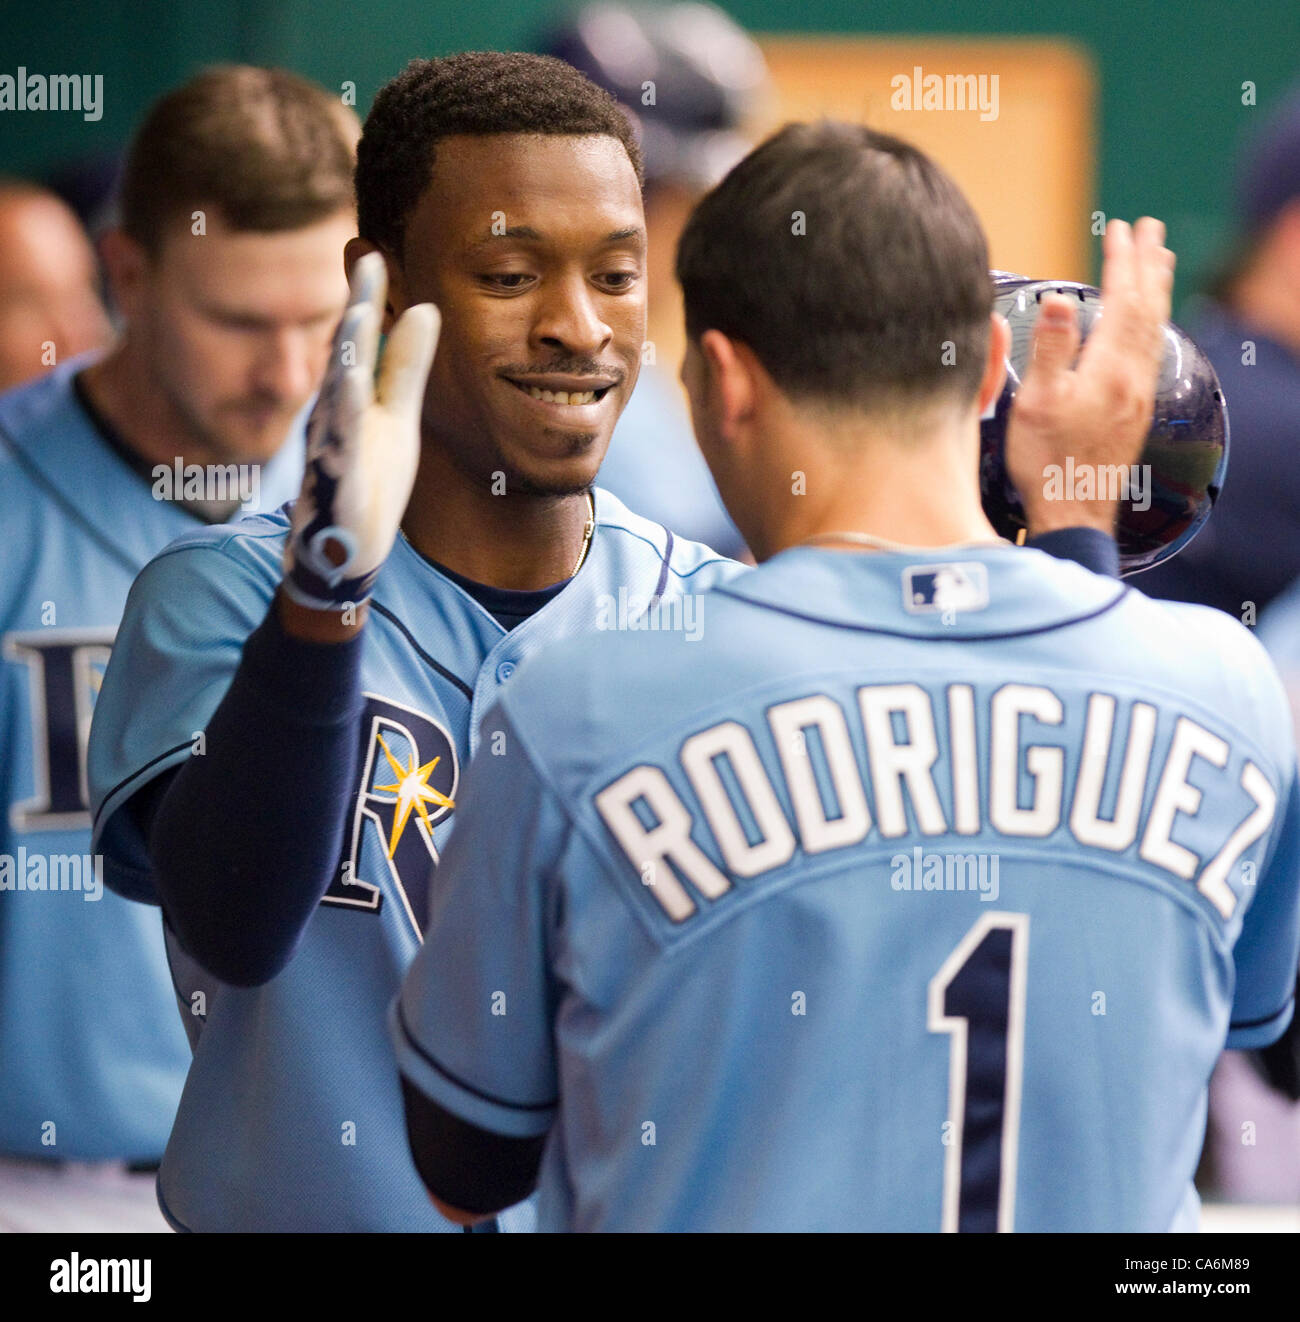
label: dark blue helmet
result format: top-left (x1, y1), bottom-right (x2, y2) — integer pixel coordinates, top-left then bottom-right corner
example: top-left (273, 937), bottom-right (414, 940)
top-left (539, 2), bottom-right (768, 190)
top-left (980, 274), bottom-right (1229, 576)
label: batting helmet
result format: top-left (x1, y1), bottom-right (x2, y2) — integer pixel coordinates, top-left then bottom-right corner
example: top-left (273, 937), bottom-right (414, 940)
top-left (980, 274), bottom-right (1229, 576)
top-left (540, 2), bottom-right (769, 190)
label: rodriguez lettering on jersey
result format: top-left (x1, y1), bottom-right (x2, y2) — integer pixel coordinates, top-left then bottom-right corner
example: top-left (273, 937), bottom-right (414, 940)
top-left (598, 683), bottom-right (1277, 925)
top-left (395, 544), bottom-right (1300, 1233)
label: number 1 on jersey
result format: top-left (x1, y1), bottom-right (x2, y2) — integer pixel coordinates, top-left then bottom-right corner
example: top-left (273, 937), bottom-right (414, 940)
top-left (928, 912), bottom-right (1029, 1233)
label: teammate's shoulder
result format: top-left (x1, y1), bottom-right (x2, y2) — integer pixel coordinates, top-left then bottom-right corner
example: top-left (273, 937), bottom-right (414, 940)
top-left (0, 355), bottom-right (85, 428)
top-left (593, 485), bottom-right (744, 589)
top-left (133, 503), bottom-right (292, 596)
top-left (1124, 589), bottom-right (1293, 752)
top-left (497, 590), bottom-right (711, 771)
top-left (0, 358), bottom-right (93, 485)
top-left (1125, 587), bottom-right (1269, 659)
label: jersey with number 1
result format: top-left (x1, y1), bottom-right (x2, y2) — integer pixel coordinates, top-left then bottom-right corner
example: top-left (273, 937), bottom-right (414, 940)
top-left (394, 544), bottom-right (1300, 1232)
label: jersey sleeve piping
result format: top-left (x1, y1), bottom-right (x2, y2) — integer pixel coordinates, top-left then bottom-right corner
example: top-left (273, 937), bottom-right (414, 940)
top-left (1227, 997), bottom-right (1295, 1049)
top-left (709, 581), bottom-right (1132, 642)
top-left (597, 516), bottom-right (734, 582)
top-left (394, 998), bottom-right (557, 1113)
top-left (93, 739), bottom-right (194, 835)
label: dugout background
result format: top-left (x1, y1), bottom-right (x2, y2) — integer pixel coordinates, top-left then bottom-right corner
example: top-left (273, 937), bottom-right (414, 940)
top-left (4, 0), bottom-right (1300, 314)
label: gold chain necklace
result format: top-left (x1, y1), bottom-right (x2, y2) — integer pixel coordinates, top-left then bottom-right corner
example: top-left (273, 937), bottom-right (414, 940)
top-left (571, 492), bottom-right (596, 576)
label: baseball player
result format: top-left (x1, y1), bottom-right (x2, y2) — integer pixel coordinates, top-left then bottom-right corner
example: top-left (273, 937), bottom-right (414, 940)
top-left (0, 66), bottom-right (355, 1231)
top-left (392, 123), bottom-right (1300, 1232)
top-left (90, 56), bottom-right (1128, 1233)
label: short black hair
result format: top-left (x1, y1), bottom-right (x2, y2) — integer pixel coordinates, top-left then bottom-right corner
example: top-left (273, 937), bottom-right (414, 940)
top-left (356, 52), bottom-right (644, 260)
top-left (677, 121), bottom-right (992, 412)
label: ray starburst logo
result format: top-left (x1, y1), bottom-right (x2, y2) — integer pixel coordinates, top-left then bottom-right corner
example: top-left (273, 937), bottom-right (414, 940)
top-left (372, 733), bottom-right (455, 859)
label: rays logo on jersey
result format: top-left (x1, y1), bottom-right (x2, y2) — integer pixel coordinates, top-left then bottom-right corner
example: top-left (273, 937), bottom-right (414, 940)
top-left (321, 693), bottom-right (458, 936)
top-left (903, 563), bottom-right (989, 617)
top-left (4, 628), bottom-right (115, 831)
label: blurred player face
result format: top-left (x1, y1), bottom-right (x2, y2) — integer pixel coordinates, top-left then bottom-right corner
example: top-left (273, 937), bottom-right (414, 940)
top-left (108, 208), bottom-right (354, 463)
top-left (377, 133), bottom-right (645, 497)
top-left (0, 189), bottom-right (110, 391)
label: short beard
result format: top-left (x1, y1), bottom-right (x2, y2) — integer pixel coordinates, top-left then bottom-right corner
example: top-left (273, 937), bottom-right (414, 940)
top-left (506, 465), bottom-right (597, 499)
top-left (439, 421), bottom-right (603, 499)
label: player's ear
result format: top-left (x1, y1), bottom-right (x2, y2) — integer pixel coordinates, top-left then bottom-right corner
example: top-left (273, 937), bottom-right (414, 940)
top-left (345, 238), bottom-right (406, 334)
top-left (976, 311), bottom-right (1011, 418)
top-left (98, 227), bottom-right (149, 321)
top-left (698, 329), bottom-right (757, 439)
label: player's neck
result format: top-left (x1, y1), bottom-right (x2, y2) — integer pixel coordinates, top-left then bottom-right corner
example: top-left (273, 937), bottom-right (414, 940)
top-left (80, 339), bottom-right (227, 470)
top-left (755, 416), bottom-right (998, 561)
top-left (401, 446), bottom-right (594, 591)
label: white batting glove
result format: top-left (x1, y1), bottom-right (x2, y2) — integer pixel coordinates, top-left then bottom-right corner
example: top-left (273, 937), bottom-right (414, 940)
top-left (283, 251), bottom-right (440, 612)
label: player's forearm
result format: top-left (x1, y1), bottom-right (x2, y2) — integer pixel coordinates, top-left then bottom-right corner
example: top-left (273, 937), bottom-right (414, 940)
top-left (277, 589), bottom-right (369, 641)
top-left (147, 603), bottom-right (364, 987)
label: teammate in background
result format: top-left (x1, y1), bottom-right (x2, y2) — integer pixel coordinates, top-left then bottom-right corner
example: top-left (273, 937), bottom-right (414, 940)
top-left (0, 66), bottom-right (356, 1232)
top-left (393, 124), bottom-right (1300, 1232)
top-left (89, 54), bottom-right (1121, 1233)
top-left (1134, 79), bottom-right (1300, 1206)
top-left (1137, 79), bottom-right (1300, 618)
top-left (0, 181), bottom-right (111, 390)
top-left (546, 1), bottom-right (761, 558)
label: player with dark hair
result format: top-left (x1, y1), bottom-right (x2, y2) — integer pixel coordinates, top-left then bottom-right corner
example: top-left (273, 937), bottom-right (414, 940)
top-left (92, 59), bottom-right (1141, 1233)
top-left (392, 122), bottom-right (1300, 1231)
top-left (89, 49), bottom-right (713, 1236)
top-left (0, 65), bottom-right (356, 1231)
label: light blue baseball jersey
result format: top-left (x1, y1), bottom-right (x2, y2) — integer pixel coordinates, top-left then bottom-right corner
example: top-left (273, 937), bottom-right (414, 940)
top-left (1258, 579), bottom-right (1300, 684)
top-left (88, 488), bottom-right (738, 1231)
top-left (394, 544), bottom-right (1300, 1233)
top-left (0, 356), bottom-right (303, 1160)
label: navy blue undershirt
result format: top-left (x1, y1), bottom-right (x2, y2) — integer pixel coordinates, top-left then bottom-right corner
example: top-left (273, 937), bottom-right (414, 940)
top-left (421, 554), bottom-right (570, 631)
top-left (134, 526), bottom-right (1116, 986)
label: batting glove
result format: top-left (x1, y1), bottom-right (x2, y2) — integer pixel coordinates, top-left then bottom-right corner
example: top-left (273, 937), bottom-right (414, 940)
top-left (283, 251), bottom-right (440, 612)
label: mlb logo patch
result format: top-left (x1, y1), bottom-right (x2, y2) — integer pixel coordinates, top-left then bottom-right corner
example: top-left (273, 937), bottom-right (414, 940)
top-left (902, 562), bottom-right (990, 616)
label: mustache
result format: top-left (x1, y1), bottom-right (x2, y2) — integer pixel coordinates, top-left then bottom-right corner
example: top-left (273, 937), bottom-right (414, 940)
top-left (496, 358), bottom-right (626, 383)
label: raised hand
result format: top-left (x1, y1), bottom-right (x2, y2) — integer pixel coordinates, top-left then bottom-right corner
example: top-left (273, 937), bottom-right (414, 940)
top-left (1006, 217), bottom-right (1176, 536)
top-left (282, 251), bottom-right (440, 620)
